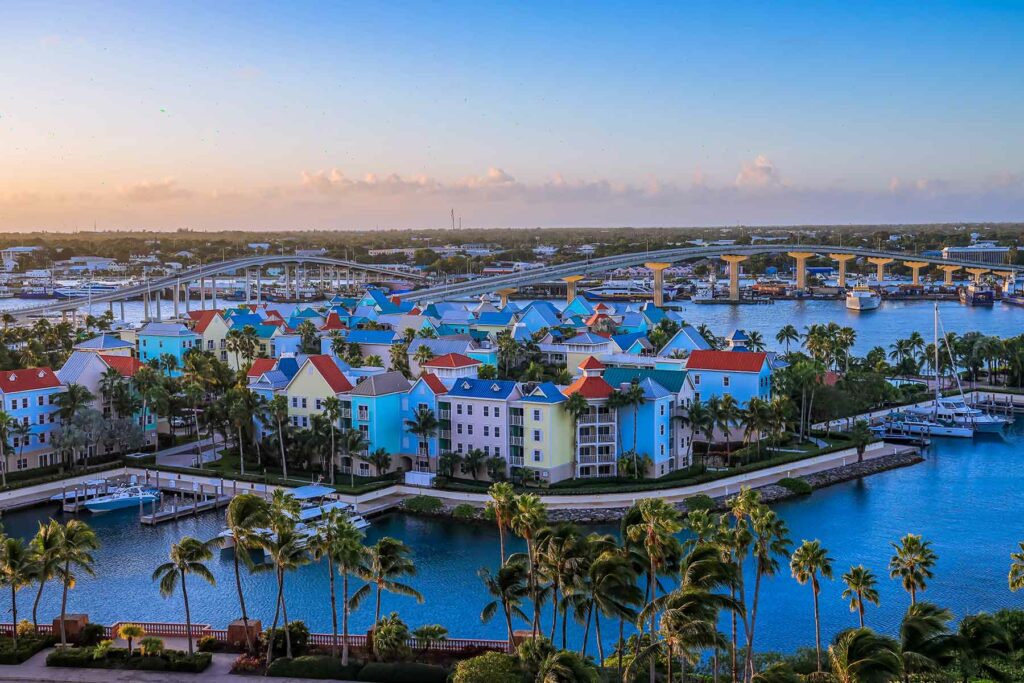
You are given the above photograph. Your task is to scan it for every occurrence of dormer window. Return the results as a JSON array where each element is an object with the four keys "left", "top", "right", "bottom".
[{"left": 491, "top": 384, "right": 500, "bottom": 392}]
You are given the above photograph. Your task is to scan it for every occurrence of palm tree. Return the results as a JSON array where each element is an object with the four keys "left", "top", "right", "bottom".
[
  {"left": 951, "top": 612, "right": 1011, "bottom": 683},
  {"left": 889, "top": 533, "right": 937, "bottom": 605},
  {"left": 267, "top": 394, "right": 290, "bottom": 479},
  {"left": 260, "top": 492, "right": 307, "bottom": 663},
  {"left": 152, "top": 536, "right": 218, "bottom": 655},
  {"left": 578, "top": 545, "right": 641, "bottom": 663},
  {"left": 55, "top": 519, "right": 99, "bottom": 647},
  {"left": 716, "top": 394, "right": 741, "bottom": 463},
  {"left": 842, "top": 565, "right": 881, "bottom": 628},
  {"left": 224, "top": 494, "right": 269, "bottom": 653},
  {"left": 685, "top": 400, "right": 713, "bottom": 472},
  {"left": 563, "top": 392, "right": 590, "bottom": 478},
  {"left": 322, "top": 396, "right": 342, "bottom": 485},
  {"left": 899, "top": 601, "right": 956, "bottom": 680},
  {"left": 486, "top": 482, "right": 517, "bottom": 565},
  {"left": 510, "top": 493, "right": 547, "bottom": 637},
  {"left": 827, "top": 628, "right": 902, "bottom": 683},
  {"left": 461, "top": 447, "right": 486, "bottom": 480},
  {"left": 309, "top": 510, "right": 365, "bottom": 659},
  {"left": 29, "top": 520, "right": 62, "bottom": 630},
  {"left": 790, "top": 539, "right": 834, "bottom": 673},
  {"left": 776, "top": 325, "right": 799, "bottom": 354},
  {"left": 367, "top": 447, "right": 391, "bottom": 477},
  {"left": 227, "top": 386, "right": 256, "bottom": 477},
  {"left": 537, "top": 523, "right": 586, "bottom": 647},
  {"left": 741, "top": 397, "right": 772, "bottom": 463},
  {"left": 412, "top": 345, "right": 435, "bottom": 372},
  {"left": 623, "top": 379, "right": 647, "bottom": 469},
  {"left": 850, "top": 420, "right": 873, "bottom": 463},
  {"left": 0, "top": 537, "right": 34, "bottom": 648},
  {"left": 744, "top": 506, "right": 791, "bottom": 680},
  {"left": 333, "top": 516, "right": 368, "bottom": 666},
  {"left": 133, "top": 365, "right": 160, "bottom": 452},
  {"left": 478, "top": 560, "right": 530, "bottom": 647},
  {"left": 342, "top": 428, "right": 368, "bottom": 486},
  {"left": 404, "top": 406, "right": 438, "bottom": 464},
  {"left": 0, "top": 410, "right": 13, "bottom": 487},
  {"left": 1009, "top": 541, "right": 1024, "bottom": 592},
  {"left": 353, "top": 537, "right": 423, "bottom": 627},
  {"left": 626, "top": 498, "right": 683, "bottom": 683}
]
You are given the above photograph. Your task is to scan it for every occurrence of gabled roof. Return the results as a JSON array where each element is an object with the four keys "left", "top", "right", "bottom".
[
  {"left": 686, "top": 350, "right": 768, "bottom": 373},
  {"left": 306, "top": 355, "right": 354, "bottom": 393},
  {"left": 634, "top": 377, "right": 672, "bottom": 399},
  {"left": 603, "top": 367, "right": 689, "bottom": 394},
  {"left": 423, "top": 353, "right": 480, "bottom": 369},
  {"left": 246, "top": 357, "right": 277, "bottom": 378},
  {"left": 579, "top": 356, "right": 605, "bottom": 370},
  {"left": 99, "top": 354, "right": 143, "bottom": 377},
  {"left": 565, "top": 332, "right": 610, "bottom": 345},
  {"left": 611, "top": 332, "right": 651, "bottom": 352},
  {"left": 74, "top": 334, "right": 133, "bottom": 351},
  {"left": 474, "top": 311, "right": 515, "bottom": 326},
  {"left": 728, "top": 329, "right": 750, "bottom": 341},
  {"left": 417, "top": 373, "right": 448, "bottom": 395},
  {"left": 561, "top": 375, "right": 614, "bottom": 400},
  {"left": 348, "top": 371, "right": 411, "bottom": 397},
  {"left": 139, "top": 322, "right": 196, "bottom": 337},
  {"left": 407, "top": 338, "right": 471, "bottom": 358},
  {"left": 520, "top": 381, "right": 565, "bottom": 404},
  {"left": 0, "top": 367, "right": 62, "bottom": 394},
  {"left": 320, "top": 311, "right": 347, "bottom": 331},
  {"left": 446, "top": 377, "right": 519, "bottom": 400},
  {"left": 186, "top": 310, "right": 222, "bottom": 334}
]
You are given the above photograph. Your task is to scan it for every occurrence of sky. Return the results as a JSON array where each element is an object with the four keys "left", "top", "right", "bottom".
[{"left": 1, "top": 1, "right": 1023, "bottom": 231}]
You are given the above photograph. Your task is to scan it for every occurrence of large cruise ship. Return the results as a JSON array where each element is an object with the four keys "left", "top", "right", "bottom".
[
  {"left": 54, "top": 282, "right": 121, "bottom": 299},
  {"left": 845, "top": 285, "right": 881, "bottom": 311}
]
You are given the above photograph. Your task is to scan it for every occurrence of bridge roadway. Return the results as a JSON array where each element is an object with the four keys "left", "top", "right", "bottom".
[
  {"left": 401, "top": 243, "right": 1024, "bottom": 303},
  {"left": 9, "top": 255, "right": 428, "bottom": 318}
]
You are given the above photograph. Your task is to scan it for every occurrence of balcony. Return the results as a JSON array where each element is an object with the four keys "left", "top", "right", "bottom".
[
  {"left": 438, "top": 409, "right": 451, "bottom": 419},
  {"left": 509, "top": 455, "right": 524, "bottom": 467},
  {"left": 578, "top": 413, "right": 614, "bottom": 425},
  {"left": 579, "top": 433, "right": 615, "bottom": 444},
  {"left": 439, "top": 429, "right": 451, "bottom": 439},
  {"left": 578, "top": 452, "right": 617, "bottom": 464},
  {"left": 340, "top": 408, "right": 352, "bottom": 418},
  {"left": 509, "top": 436, "right": 524, "bottom": 446},
  {"left": 509, "top": 415, "right": 523, "bottom": 426}
]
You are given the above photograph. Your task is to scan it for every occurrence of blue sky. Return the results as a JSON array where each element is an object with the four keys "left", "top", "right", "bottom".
[{"left": 1, "top": 1, "right": 1022, "bottom": 230}]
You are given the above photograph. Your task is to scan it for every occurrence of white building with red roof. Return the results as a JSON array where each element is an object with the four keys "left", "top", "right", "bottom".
[{"left": 420, "top": 353, "right": 480, "bottom": 383}]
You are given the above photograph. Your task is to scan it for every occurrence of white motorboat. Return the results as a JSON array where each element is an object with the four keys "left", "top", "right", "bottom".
[
  {"left": 877, "top": 412, "right": 974, "bottom": 438},
  {"left": 84, "top": 486, "right": 161, "bottom": 512},
  {"left": 845, "top": 285, "right": 881, "bottom": 311},
  {"left": 906, "top": 397, "right": 1008, "bottom": 433}
]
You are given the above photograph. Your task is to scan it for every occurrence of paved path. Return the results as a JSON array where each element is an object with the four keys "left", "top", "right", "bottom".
[
  {"left": 0, "top": 648, "right": 351, "bottom": 683},
  {"left": 155, "top": 437, "right": 222, "bottom": 468}
]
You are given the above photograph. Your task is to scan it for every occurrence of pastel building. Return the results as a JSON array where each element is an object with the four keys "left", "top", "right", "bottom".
[
  {"left": 613, "top": 377, "right": 675, "bottom": 477},
  {"left": 283, "top": 355, "right": 353, "bottom": 430},
  {"left": 186, "top": 310, "right": 232, "bottom": 366},
  {"left": 399, "top": 373, "right": 449, "bottom": 471},
  {"left": 561, "top": 357, "right": 618, "bottom": 478},
  {"left": 0, "top": 368, "right": 65, "bottom": 471},
  {"left": 439, "top": 378, "right": 522, "bottom": 471},
  {"left": 684, "top": 350, "right": 771, "bottom": 405},
  {"left": 346, "top": 372, "right": 412, "bottom": 472},
  {"left": 515, "top": 382, "right": 574, "bottom": 483},
  {"left": 137, "top": 322, "right": 200, "bottom": 376}
]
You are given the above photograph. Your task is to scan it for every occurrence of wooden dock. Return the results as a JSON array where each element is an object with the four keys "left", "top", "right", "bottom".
[{"left": 140, "top": 494, "right": 233, "bottom": 525}]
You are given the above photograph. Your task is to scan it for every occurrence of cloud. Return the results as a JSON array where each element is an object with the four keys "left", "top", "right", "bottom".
[
  {"left": 735, "top": 155, "right": 782, "bottom": 189},
  {"left": 118, "top": 178, "right": 193, "bottom": 202}
]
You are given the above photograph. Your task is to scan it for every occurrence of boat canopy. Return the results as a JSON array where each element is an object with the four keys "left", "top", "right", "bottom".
[{"left": 289, "top": 484, "right": 335, "bottom": 501}]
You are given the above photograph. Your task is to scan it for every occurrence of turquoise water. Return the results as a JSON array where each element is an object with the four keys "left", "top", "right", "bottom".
[{"left": 2, "top": 420, "right": 1022, "bottom": 653}]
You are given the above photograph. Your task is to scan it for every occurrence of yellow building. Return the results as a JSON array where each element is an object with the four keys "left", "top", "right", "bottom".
[
  {"left": 515, "top": 382, "right": 575, "bottom": 483},
  {"left": 282, "top": 355, "right": 354, "bottom": 429}
]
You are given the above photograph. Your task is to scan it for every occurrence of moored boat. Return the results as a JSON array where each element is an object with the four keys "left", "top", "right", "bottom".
[
  {"left": 960, "top": 283, "right": 994, "bottom": 306},
  {"left": 84, "top": 486, "right": 161, "bottom": 512},
  {"left": 845, "top": 285, "right": 881, "bottom": 311}
]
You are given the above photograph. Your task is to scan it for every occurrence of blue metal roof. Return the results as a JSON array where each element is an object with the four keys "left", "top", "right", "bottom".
[
  {"left": 346, "top": 329, "right": 397, "bottom": 345},
  {"left": 445, "top": 377, "right": 519, "bottom": 400},
  {"left": 75, "top": 334, "right": 132, "bottom": 350},
  {"left": 519, "top": 382, "right": 565, "bottom": 404}
]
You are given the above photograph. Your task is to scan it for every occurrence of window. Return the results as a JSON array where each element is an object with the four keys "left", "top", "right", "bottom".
[
  {"left": 457, "top": 424, "right": 463, "bottom": 434},
  {"left": 37, "top": 414, "right": 44, "bottom": 425},
  {"left": 533, "top": 429, "right": 542, "bottom": 441},
  {"left": 659, "top": 425, "right": 664, "bottom": 435},
  {"left": 21, "top": 398, "right": 28, "bottom": 408},
  {"left": 457, "top": 404, "right": 463, "bottom": 415},
  {"left": 315, "top": 399, "right": 322, "bottom": 410},
  {"left": 292, "top": 416, "right": 300, "bottom": 426},
  {"left": 37, "top": 396, "right": 44, "bottom": 406},
  {"left": 494, "top": 446, "right": 501, "bottom": 457},
  {"left": 659, "top": 404, "right": 665, "bottom": 416},
  {"left": 358, "top": 405, "right": 368, "bottom": 421},
  {"left": 694, "top": 392, "right": 700, "bottom": 403},
  {"left": 494, "top": 427, "right": 500, "bottom": 438},
  {"left": 301, "top": 398, "right": 308, "bottom": 408},
  {"left": 483, "top": 406, "right": 489, "bottom": 417},
  {"left": 467, "top": 404, "right": 473, "bottom": 415},
  {"left": 8, "top": 400, "right": 14, "bottom": 410},
  {"left": 483, "top": 426, "right": 489, "bottom": 436},
  {"left": 533, "top": 449, "right": 542, "bottom": 462},
  {"left": 38, "top": 433, "right": 45, "bottom": 444},
  {"left": 457, "top": 443, "right": 464, "bottom": 453},
  {"left": 660, "top": 444, "right": 665, "bottom": 455},
  {"left": 494, "top": 407, "right": 500, "bottom": 418},
  {"left": 532, "top": 409, "right": 541, "bottom": 421},
  {"left": 16, "top": 459, "right": 27, "bottom": 471},
  {"left": 483, "top": 446, "right": 489, "bottom": 455},
  {"left": 418, "top": 402, "right": 427, "bottom": 413},
  {"left": 301, "top": 417, "right": 308, "bottom": 427},
  {"left": 693, "top": 374, "right": 700, "bottom": 385},
  {"left": 467, "top": 425, "right": 473, "bottom": 435},
  {"left": 291, "top": 397, "right": 298, "bottom": 408},
  {"left": 722, "top": 376, "right": 730, "bottom": 388}
]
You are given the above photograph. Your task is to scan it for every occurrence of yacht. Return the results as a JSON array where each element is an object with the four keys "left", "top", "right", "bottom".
[
  {"left": 906, "top": 397, "right": 1008, "bottom": 433},
  {"left": 583, "top": 280, "right": 664, "bottom": 302},
  {"left": 84, "top": 486, "right": 161, "bottom": 512},
  {"left": 875, "top": 412, "right": 974, "bottom": 438},
  {"left": 691, "top": 272, "right": 718, "bottom": 304},
  {"left": 845, "top": 285, "right": 881, "bottom": 311},
  {"left": 54, "top": 282, "right": 120, "bottom": 299}
]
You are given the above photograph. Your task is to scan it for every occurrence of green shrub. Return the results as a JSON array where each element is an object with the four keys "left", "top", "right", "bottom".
[
  {"left": 372, "top": 613, "right": 410, "bottom": 662},
  {"left": 357, "top": 661, "right": 449, "bottom": 683},
  {"left": 403, "top": 495, "right": 443, "bottom": 514},
  {"left": 197, "top": 635, "right": 222, "bottom": 652},
  {"left": 684, "top": 493, "right": 716, "bottom": 512},
  {"left": 231, "top": 654, "right": 264, "bottom": 674},
  {"left": 452, "top": 503, "right": 476, "bottom": 519},
  {"left": 452, "top": 651, "right": 521, "bottom": 683},
  {"left": 778, "top": 477, "right": 813, "bottom": 496},
  {"left": 263, "top": 620, "right": 310, "bottom": 657},
  {"left": 45, "top": 646, "right": 210, "bottom": 672},
  {"left": 48, "top": 646, "right": 98, "bottom": 667},
  {"left": 266, "top": 655, "right": 363, "bottom": 679},
  {"left": 139, "top": 636, "right": 164, "bottom": 656},
  {"left": 0, "top": 636, "right": 56, "bottom": 664},
  {"left": 78, "top": 623, "right": 106, "bottom": 646}
]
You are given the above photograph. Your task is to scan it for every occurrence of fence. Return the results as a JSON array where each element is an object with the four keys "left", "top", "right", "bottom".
[{"left": 0, "top": 622, "right": 511, "bottom": 653}]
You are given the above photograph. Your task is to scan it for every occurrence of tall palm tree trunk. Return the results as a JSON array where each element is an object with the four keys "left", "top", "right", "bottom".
[
  {"left": 265, "top": 575, "right": 283, "bottom": 665},
  {"left": 32, "top": 579, "right": 46, "bottom": 630},
  {"left": 59, "top": 561, "right": 70, "bottom": 647},
  {"left": 181, "top": 571, "right": 194, "bottom": 655},
  {"left": 744, "top": 571, "right": 764, "bottom": 683},
  {"left": 342, "top": 572, "right": 351, "bottom": 666},
  {"left": 10, "top": 585, "right": 18, "bottom": 648},
  {"left": 497, "top": 524, "right": 506, "bottom": 566},
  {"left": 232, "top": 549, "right": 253, "bottom": 653},
  {"left": 580, "top": 602, "right": 593, "bottom": 657},
  {"left": 276, "top": 418, "right": 288, "bottom": 480},
  {"left": 812, "top": 584, "right": 822, "bottom": 673},
  {"left": 327, "top": 557, "right": 338, "bottom": 657},
  {"left": 281, "top": 571, "right": 292, "bottom": 659},
  {"left": 594, "top": 610, "right": 603, "bottom": 662}
]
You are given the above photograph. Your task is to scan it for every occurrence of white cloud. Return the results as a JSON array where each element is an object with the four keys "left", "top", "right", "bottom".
[
  {"left": 735, "top": 155, "right": 782, "bottom": 189},
  {"left": 118, "top": 179, "right": 193, "bottom": 203}
]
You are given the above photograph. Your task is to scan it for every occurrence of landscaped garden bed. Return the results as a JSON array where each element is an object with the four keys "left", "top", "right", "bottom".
[{"left": 46, "top": 643, "right": 212, "bottom": 673}]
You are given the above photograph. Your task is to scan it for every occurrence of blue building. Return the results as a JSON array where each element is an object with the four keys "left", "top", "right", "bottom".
[
  {"left": 0, "top": 368, "right": 65, "bottom": 470},
  {"left": 136, "top": 323, "right": 200, "bottom": 376},
  {"left": 346, "top": 372, "right": 412, "bottom": 472}
]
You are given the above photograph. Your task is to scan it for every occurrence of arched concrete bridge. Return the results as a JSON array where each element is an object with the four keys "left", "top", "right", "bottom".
[
  {"left": 403, "top": 244, "right": 1023, "bottom": 305},
  {"left": 10, "top": 255, "right": 428, "bottom": 318}
]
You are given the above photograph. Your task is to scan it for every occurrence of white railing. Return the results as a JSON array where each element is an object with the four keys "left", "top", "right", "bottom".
[
  {"left": 509, "top": 415, "right": 523, "bottom": 426},
  {"left": 579, "top": 413, "right": 614, "bottom": 424},
  {"left": 509, "top": 455, "right": 524, "bottom": 466},
  {"left": 509, "top": 436, "right": 524, "bottom": 446},
  {"left": 439, "top": 429, "right": 451, "bottom": 439},
  {"left": 438, "top": 409, "right": 451, "bottom": 419},
  {"left": 579, "top": 453, "right": 616, "bottom": 464}
]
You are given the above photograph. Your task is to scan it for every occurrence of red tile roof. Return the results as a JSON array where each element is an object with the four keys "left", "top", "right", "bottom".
[
  {"left": 423, "top": 352, "right": 480, "bottom": 369},
  {"left": 420, "top": 373, "right": 448, "bottom": 394},
  {"left": 246, "top": 358, "right": 276, "bottom": 378},
  {"left": 0, "top": 367, "right": 62, "bottom": 394},
  {"left": 578, "top": 356, "right": 605, "bottom": 371},
  {"left": 562, "top": 375, "right": 614, "bottom": 400},
  {"left": 585, "top": 312, "right": 611, "bottom": 327},
  {"left": 186, "top": 310, "right": 221, "bottom": 334},
  {"left": 307, "top": 355, "right": 353, "bottom": 393},
  {"left": 686, "top": 350, "right": 768, "bottom": 373},
  {"left": 99, "top": 355, "right": 143, "bottom": 377},
  {"left": 320, "top": 312, "right": 346, "bottom": 331}
]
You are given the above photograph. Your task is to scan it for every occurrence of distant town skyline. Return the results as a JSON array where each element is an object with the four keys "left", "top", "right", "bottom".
[{"left": 2, "top": 1, "right": 1023, "bottom": 231}]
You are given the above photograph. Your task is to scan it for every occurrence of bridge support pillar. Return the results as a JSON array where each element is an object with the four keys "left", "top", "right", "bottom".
[
  {"left": 992, "top": 270, "right": 1015, "bottom": 294},
  {"left": 211, "top": 276, "right": 218, "bottom": 310},
  {"left": 245, "top": 270, "right": 251, "bottom": 304},
  {"left": 497, "top": 288, "right": 517, "bottom": 308},
  {"left": 142, "top": 292, "right": 150, "bottom": 322},
  {"left": 155, "top": 290, "right": 162, "bottom": 321},
  {"left": 257, "top": 270, "right": 262, "bottom": 305},
  {"left": 644, "top": 262, "right": 671, "bottom": 307},
  {"left": 903, "top": 261, "right": 929, "bottom": 286},
  {"left": 938, "top": 265, "right": 960, "bottom": 286},
  {"left": 199, "top": 278, "right": 205, "bottom": 308},
  {"left": 828, "top": 254, "right": 856, "bottom": 288},
  {"left": 719, "top": 256, "right": 748, "bottom": 301},
  {"left": 120, "top": 300, "right": 126, "bottom": 321},
  {"left": 867, "top": 257, "right": 894, "bottom": 284},
  {"left": 563, "top": 275, "right": 585, "bottom": 304},
  {"left": 966, "top": 267, "right": 990, "bottom": 284},
  {"left": 787, "top": 252, "right": 815, "bottom": 290},
  {"left": 173, "top": 281, "right": 180, "bottom": 318}
]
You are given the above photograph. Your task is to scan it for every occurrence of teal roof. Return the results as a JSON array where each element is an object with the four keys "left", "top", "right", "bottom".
[{"left": 602, "top": 367, "right": 688, "bottom": 394}]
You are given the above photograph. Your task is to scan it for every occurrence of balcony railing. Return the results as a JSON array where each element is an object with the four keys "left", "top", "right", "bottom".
[
  {"left": 579, "top": 413, "right": 614, "bottom": 425},
  {"left": 509, "top": 436, "right": 524, "bottom": 446},
  {"left": 438, "top": 409, "right": 451, "bottom": 419},
  {"left": 509, "top": 455, "right": 524, "bottom": 467},
  {"left": 340, "top": 408, "right": 352, "bottom": 418},
  {"left": 509, "top": 415, "right": 523, "bottom": 426},
  {"left": 579, "top": 433, "right": 615, "bottom": 444},
  {"left": 439, "top": 429, "right": 451, "bottom": 439},
  {"left": 578, "top": 453, "right": 617, "bottom": 464}
]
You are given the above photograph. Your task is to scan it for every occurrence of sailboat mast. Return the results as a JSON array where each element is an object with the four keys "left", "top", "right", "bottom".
[{"left": 934, "top": 301, "right": 940, "bottom": 403}]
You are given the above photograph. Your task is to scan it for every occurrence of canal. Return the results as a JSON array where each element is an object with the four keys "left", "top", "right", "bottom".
[{"left": 1, "top": 419, "right": 1021, "bottom": 655}]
